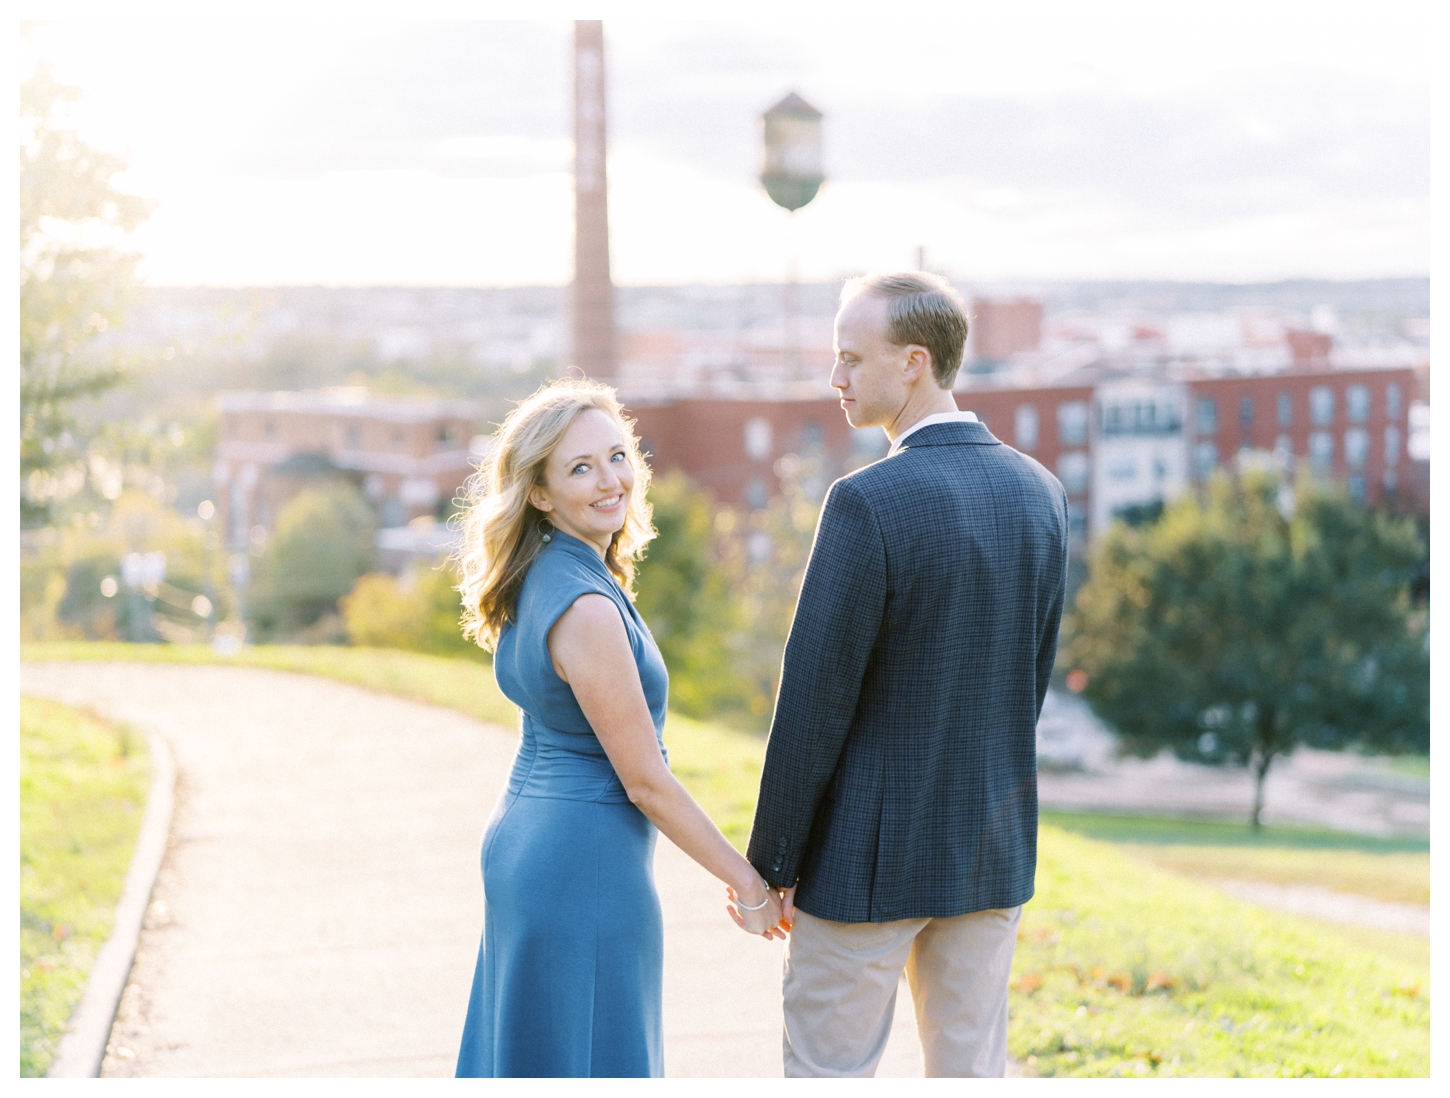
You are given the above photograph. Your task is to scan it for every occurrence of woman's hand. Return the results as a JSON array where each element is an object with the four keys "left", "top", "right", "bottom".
[{"left": 725, "top": 883, "right": 789, "bottom": 940}]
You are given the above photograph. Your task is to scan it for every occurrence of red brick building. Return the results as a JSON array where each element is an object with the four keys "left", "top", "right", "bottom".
[
  {"left": 627, "top": 365, "right": 1420, "bottom": 538},
  {"left": 214, "top": 389, "right": 480, "bottom": 550}
]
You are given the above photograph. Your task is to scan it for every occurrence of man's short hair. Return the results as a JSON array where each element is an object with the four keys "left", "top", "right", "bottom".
[{"left": 841, "top": 272, "right": 970, "bottom": 389}]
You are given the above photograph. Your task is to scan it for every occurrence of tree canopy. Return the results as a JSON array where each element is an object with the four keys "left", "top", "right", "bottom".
[
  {"left": 1065, "top": 473, "right": 1428, "bottom": 827},
  {"left": 248, "top": 483, "right": 378, "bottom": 638},
  {"left": 20, "top": 61, "right": 154, "bottom": 525}
]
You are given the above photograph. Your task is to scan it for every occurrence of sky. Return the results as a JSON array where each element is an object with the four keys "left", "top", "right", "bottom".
[{"left": 21, "top": 3, "right": 1434, "bottom": 287}]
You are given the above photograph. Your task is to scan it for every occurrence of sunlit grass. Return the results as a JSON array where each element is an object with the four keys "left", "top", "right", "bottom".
[
  {"left": 1040, "top": 809, "right": 1427, "bottom": 853},
  {"left": 21, "top": 642, "right": 1430, "bottom": 1076},
  {"left": 19, "top": 697, "right": 151, "bottom": 1078},
  {"left": 1118, "top": 846, "right": 1428, "bottom": 906},
  {"left": 1010, "top": 827, "right": 1428, "bottom": 1077},
  {"left": 1042, "top": 809, "right": 1429, "bottom": 906}
]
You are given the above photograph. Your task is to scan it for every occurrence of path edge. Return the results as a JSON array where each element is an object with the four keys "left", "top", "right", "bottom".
[{"left": 47, "top": 730, "right": 176, "bottom": 1078}]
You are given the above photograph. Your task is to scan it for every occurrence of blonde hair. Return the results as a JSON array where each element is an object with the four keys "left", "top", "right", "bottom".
[
  {"left": 456, "top": 378, "right": 655, "bottom": 651},
  {"left": 841, "top": 271, "right": 970, "bottom": 388}
]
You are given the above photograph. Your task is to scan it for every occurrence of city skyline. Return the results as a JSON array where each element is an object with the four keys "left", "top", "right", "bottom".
[{"left": 23, "top": 6, "right": 1433, "bottom": 287}]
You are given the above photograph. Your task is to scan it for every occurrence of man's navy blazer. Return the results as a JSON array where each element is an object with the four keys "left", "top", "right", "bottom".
[{"left": 747, "top": 419, "right": 1069, "bottom": 923}]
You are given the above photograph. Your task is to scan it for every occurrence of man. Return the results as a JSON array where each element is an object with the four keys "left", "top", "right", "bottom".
[{"left": 746, "top": 272, "right": 1069, "bottom": 1078}]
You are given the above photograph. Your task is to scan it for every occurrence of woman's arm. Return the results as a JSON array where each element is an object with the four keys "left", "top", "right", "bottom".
[{"left": 549, "top": 594, "right": 786, "bottom": 938}]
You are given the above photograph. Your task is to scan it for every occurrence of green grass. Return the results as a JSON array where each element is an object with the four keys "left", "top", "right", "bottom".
[
  {"left": 21, "top": 642, "right": 1430, "bottom": 1076},
  {"left": 1383, "top": 756, "right": 1430, "bottom": 780},
  {"left": 1009, "top": 827, "right": 1428, "bottom": 1077},
  {"left": 19, "top": 697, "right": 152, "bottom": 1078},
  {"left": 1041, "top": 809, "right": 1430, "bottom": 907},
  {"left": 1119, "top": 846, "right": 1429, "bottom": 906},
  {"left": 662, "top": 713, "right": 767, "bottom": 850},
  {"left": 1041, "top": 809, "right": 1428, "bottom": 853}
]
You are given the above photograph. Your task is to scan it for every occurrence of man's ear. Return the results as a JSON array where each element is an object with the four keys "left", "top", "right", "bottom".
[{"left": 902, "top": 345, "right": 933, "bottom": 385}]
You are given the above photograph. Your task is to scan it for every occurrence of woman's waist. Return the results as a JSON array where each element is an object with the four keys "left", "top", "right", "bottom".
[{"left": 509, "top": 733, "right": 632, "bottom": 803}]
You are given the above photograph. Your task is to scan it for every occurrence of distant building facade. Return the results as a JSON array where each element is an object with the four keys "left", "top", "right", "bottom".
[
  {"left": 214, "top": 388, "right": 480, "bottom": 551},
  {"left": 629, "top": 364, "right": 1420, "bottom": 545}
]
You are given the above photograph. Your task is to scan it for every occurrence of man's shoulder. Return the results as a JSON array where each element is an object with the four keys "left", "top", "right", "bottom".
[{"left": 834, "top": 435, "right": 1064, "bottom": 503}]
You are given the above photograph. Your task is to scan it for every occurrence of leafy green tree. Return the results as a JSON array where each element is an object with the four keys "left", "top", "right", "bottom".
[
  {"left": 20, "top": 60, "right": 154, "bottom": 525},
  {"left": 1065, "top": 473, "right": 1429, "bottom": 828},
  {"left": 248, "top": 484, "right": 377, "bottom": 638},
  {"left": 634, "top": 471, "right": 750, "bottom": 717}
]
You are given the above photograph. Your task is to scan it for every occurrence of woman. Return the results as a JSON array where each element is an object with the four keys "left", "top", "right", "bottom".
[{"left": 453, "top": 379, "right": 786, "bottom": 1078}]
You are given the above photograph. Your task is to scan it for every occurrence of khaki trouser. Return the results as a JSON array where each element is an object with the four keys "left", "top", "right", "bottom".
[{"left": 781, "top": 905, "right": 1022, "bottom": 1078}]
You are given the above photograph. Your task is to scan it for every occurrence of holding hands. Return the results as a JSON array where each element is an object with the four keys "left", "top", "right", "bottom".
[{"left": 726, "top": 879, "right": 792, "bottom": 940}]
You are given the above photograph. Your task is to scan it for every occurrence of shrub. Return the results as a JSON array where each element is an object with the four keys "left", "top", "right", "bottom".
[{"left": 341, "top": 561, "right": 484, "bottom": 660}]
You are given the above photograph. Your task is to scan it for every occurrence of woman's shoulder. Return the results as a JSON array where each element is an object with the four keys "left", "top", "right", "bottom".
[{"left": 516, "top": 541, "right": 619, "bottom": 623}]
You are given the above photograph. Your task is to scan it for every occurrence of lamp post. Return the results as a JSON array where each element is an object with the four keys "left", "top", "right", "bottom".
[{"left": 761, "top": 92, "right": 824, "bottom": 381}]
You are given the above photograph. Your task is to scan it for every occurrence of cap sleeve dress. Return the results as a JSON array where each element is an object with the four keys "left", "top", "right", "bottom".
[{"left": 455, "top": 529, "right": 670, "bottom": 1078}]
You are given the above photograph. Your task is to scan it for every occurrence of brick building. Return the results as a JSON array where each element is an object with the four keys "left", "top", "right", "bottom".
[
  {"left": 214, "top": 388, "right": 480, "bottom": 551},
  {"left": 628, "top": 365, "right": 1420, "bottom": 543}
]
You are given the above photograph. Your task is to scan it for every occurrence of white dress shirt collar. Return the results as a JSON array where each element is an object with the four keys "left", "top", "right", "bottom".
[{"left": 887, "top": 410, "right": 979, "bottom": 456}]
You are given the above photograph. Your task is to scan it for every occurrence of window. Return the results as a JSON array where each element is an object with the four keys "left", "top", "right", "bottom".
[
  {"left": 1056, "top": 451, "right": 1089, "bottom": 495},
  {"left": 1068, "top": 502, "right": 1086, "bottom": 541},
  {"left": 744, "top": 417, "right": 773, "bottom": 461},
  {"left": 1239, "top": 395, "right": 1254, "bottom": 430},
  {"left": 1108, "top": 456, "right": 1138, "bottom": 482},
  {"left": 1346, "top": 385, "right": 1370, "bottom": 424},
  {"left": 1195, "top": 398, "right": 1218, "bottom": 435},
  {"left": 1386, "top": 382, "right": 1402, "bottom": 420},
  {"left": 1310, "top": 386, "right": 1335, "bottom": 426},
  {"left": 1277, "top": 391, "right": 1293, "bottom": 428},
  {"left": 345, "top": 426, "right": 361, "bottom": 449},
  {"left": 1348, "top": 477, "right": 1366, "bottom": 503},
  {"left": 801, "top": 421, "right": 824, "bottom": 449},
  {"left": 1194, "top": 441, "right": 1219, "bottom": 478},
  {"left": 1057, "top": 401, "right": 1088, "bottom": 446},
  {"left": 1344, "top": 427, "right": 1369, "bottom": 469},
  {"left": 744, "top": 477, "right": 769, "bottom": 510},
  {"left": 1308, "top": 431, "right": 1334, "bottom": 472},
  {"left": 1014, "top": 404, "right": 1039, "bottom": 451},
  {"left": 263, "top": 418, "right": 277, "bottom": 441},
  {"left": 1384, "top": 426, "right": 1402, "bottom": 467}
]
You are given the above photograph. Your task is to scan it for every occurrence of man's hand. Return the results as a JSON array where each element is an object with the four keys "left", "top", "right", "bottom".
[{"left": 779, "top": 886, "right": 796, "bottom": 930}]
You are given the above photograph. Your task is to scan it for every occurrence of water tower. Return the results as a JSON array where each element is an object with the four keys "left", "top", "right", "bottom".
[{"left": 760, "top": 92, "right": 824, "bottom": 381}]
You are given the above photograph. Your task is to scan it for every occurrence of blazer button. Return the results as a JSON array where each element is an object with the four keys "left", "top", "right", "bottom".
[{"left": 778, "top": 838, "right": 788, "bottom": 849}]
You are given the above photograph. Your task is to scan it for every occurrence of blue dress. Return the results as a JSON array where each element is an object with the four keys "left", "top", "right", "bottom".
[{"left": 456, "top": 529, "right": 670, "bottom": 1078}]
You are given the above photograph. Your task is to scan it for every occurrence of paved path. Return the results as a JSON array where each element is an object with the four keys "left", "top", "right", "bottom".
[{"left": 21, "top": 662, "right": 925, "bottom": 1078}]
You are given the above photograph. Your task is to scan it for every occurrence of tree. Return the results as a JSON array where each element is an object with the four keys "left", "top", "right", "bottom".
[
  {"left": 634, "top": 471, "right": 749, "bottom": 717},
  {"left": 20, "top": 60, "right": 154, "bottom": 525},
  {"left": 248, "top": 484, "right": 377, "bottom": 638},
  {"left": 1065, "top": 472, "right": 1429, "bottom": 828}
]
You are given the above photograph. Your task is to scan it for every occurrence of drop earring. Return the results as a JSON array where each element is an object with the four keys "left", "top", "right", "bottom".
[{"left": 538, "top": 518, "right": 553, "bottom": 543}]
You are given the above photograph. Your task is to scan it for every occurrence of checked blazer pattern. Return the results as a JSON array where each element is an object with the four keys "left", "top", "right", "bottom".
[{"left": 747, "top": 420, "right": 1069, "bottom": 923}]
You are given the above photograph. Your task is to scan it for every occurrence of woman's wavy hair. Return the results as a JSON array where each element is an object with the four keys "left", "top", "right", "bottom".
[{"left": 456, "top": 378, "right": 655, "bottom": 651}]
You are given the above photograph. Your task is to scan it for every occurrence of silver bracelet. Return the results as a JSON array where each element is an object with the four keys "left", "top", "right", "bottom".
[{"left": 735, "top": 881, "right": 773, "bottom": 911}]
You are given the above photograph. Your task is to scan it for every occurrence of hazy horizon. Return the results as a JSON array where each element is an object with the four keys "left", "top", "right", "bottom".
[{"left": 25, "top": 9, "right": 1432, "bottom": 287}]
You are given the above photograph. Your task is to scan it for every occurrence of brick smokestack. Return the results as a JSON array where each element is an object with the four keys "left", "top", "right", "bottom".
[{"left": 572, "top": 20, "right": 616, "bottom": 381}]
